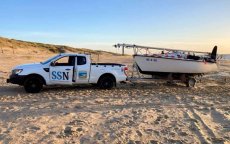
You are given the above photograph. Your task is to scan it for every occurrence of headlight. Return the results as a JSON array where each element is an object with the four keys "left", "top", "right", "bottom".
[{"left": 12, "top": 69, "right": 23, "bottom": 75}]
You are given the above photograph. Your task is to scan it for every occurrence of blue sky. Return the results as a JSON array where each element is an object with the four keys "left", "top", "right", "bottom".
[{"left": 0, "top": 0, "right": 229, "bottom": 54}]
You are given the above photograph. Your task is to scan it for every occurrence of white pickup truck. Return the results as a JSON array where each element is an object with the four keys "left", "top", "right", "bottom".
[{"left": 7, "top": 53, "right": 128, "bottom": 93}]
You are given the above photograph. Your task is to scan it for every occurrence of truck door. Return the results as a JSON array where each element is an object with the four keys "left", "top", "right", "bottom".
[
  {"left": 74, "top": 56, "right": 90, "bottom": 83},
  {"left": 49, "top": 56, "right": 75, "bottom": 85}
]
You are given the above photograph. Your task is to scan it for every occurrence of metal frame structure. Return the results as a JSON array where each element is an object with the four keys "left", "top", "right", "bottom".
[{"left": 114, "top": 43, "right": 210, "bottom": 56}]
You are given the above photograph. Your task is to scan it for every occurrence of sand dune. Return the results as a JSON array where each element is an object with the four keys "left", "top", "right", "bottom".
[{"left": 0, "top": 36, "right": 121, "bottom": 59}]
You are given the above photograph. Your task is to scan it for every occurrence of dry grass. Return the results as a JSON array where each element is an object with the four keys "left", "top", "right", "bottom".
[{"left": 0, "top": 36, "right": 121, "bottom": 55}]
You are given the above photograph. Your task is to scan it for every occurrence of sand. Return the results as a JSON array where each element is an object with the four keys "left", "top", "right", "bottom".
[{"left": 0, "top": 53, "right": 229, "bottom": 144}]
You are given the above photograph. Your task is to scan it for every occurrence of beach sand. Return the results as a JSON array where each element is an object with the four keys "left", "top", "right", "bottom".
[{"left": 0, "top": 53, "right": 229, "bottom": 144}]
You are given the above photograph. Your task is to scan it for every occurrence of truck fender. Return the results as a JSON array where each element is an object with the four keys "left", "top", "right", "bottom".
[
  {"left": 24, "top": 74, "right": 47, "bottom": 85},
  {"left": 97, "top": 73, "right": 116, "bottom": 85}
]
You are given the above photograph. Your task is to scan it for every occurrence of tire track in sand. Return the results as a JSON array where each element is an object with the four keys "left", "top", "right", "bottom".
[
  {"left": 198, "top": 108, "right": 230, "bottom": 143},
  {"left": 185, "top": 108, "right": 217, "bottom": 144}
]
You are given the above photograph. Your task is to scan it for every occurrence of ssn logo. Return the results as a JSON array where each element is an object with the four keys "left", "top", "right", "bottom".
[{"left": 52, "top": 71, "right": 69, "bottom": 80}]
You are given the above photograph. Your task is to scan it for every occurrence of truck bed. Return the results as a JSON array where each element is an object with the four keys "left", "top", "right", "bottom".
[{"left": 91, "top": 63, "right": 125, "bottom": 66}]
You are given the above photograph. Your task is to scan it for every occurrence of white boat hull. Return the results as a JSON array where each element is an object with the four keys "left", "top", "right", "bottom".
[{"left": 134, "top": 56, "right": 218, "bottom": 74}]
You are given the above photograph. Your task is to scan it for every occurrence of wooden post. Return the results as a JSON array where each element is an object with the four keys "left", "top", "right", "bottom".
[
  {"left": 97, "top": 53, "right": 100, "bottom": 62},
  {"left": 0, "top": 47, "right": 3, "bottom": 53},
  {"left": 122, "top": 45, "right": 125, "bottom": 56},
  {"left": 12, "top": 45, "right": 15, "bottom": 54}
]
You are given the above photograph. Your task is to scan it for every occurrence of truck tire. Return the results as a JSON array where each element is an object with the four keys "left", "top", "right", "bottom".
[
  {"left": 98, "top": 76, "right": 115, "bottom": 89},
  {"left": 24, "top": 76, "right": 43, "bottom": 93}
]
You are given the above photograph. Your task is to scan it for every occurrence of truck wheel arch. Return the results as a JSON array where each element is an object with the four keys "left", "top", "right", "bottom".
[
  {"left": 97, "top": 73, "right": 117, "bottom": 89},
  {"left": 98, "top": 73, "right": 116, "bottom": 84},
  {"left": 25, "top": 74, "right": 46, "bottom": 85}
]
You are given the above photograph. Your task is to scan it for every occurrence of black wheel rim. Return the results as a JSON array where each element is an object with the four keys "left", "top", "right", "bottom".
[
  {"left": 102, "top": 79, "right": 113, "bottom": 88},
  {"left": 25, "top": 78, "right": 42, "bottom": 92},
  {"left": 28, "top": 80, "right": 38, "bottom": 89}
]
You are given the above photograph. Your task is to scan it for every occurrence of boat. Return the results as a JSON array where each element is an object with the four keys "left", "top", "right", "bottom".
[
  {"left": 114, "top": 43, "right": 219, "bottom": 87},
  {"left": 134, "top": 49, "right": 218, "bottom": 75}
]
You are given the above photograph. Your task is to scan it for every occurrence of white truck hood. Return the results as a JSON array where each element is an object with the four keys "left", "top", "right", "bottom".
[{"left": 13, "top": 63, "right": 42, "bottom": 70}]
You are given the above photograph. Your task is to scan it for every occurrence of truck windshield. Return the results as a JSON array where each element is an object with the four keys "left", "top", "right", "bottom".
[{"left": 41, "top": 54, "right": 60, "bottom": 65}]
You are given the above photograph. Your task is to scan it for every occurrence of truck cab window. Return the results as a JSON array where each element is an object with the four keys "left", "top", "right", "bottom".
[
  {"left": 77, "top": 56, "right": 86, "bottom": 65},
  {"left": 53, "top": 56, "right": 75, "bottom": 66}
]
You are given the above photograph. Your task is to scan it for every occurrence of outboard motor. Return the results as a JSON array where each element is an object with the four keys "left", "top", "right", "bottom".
[{"left": 211, "top": 46, "right": 217, "bottom": 61}]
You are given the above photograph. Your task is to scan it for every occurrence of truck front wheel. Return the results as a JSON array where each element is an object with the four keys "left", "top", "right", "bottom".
[
  {"left": 24, "top": 76, "right": 43, "bottom": 93},
  {"left": 98, "top": 76, "right": 115, "bottom": 89}
]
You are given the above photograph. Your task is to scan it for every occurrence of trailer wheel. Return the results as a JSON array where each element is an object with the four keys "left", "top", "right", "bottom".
[
  {"left": 24, "top": 76, "right": 43, "bottom": 93},
  {"left": 98, "top": 76, "right": 115, "bottom": 89},
  {"left": 186, "top": 78, "right": 196, "bottom": 87}
]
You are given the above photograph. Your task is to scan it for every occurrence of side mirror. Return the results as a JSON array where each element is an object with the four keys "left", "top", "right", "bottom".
[{"left": 50, "top": 62, "right": 55, "bottom": 66}]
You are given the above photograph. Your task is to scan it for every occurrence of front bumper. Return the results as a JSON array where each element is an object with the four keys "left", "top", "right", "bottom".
[{"left": 7, "top": 74, "right": 26, "bottom": 85}]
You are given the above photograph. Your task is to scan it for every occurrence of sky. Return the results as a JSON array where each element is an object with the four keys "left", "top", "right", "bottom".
[{"left": 0, "top": 0, "right": 229, "bottom": 54}]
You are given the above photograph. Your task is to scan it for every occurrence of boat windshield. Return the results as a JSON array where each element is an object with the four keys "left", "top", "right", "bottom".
[{"left": 40, "top": 54, "right": 60, "bottom": 65}]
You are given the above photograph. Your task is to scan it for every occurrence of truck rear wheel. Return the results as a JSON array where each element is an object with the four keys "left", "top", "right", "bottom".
[
  {"left": 98, "top": 76, "right": 115, "bottom": 89},
  {"left": 24, "top": 76, "right": 43, "bottom": 93}
]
